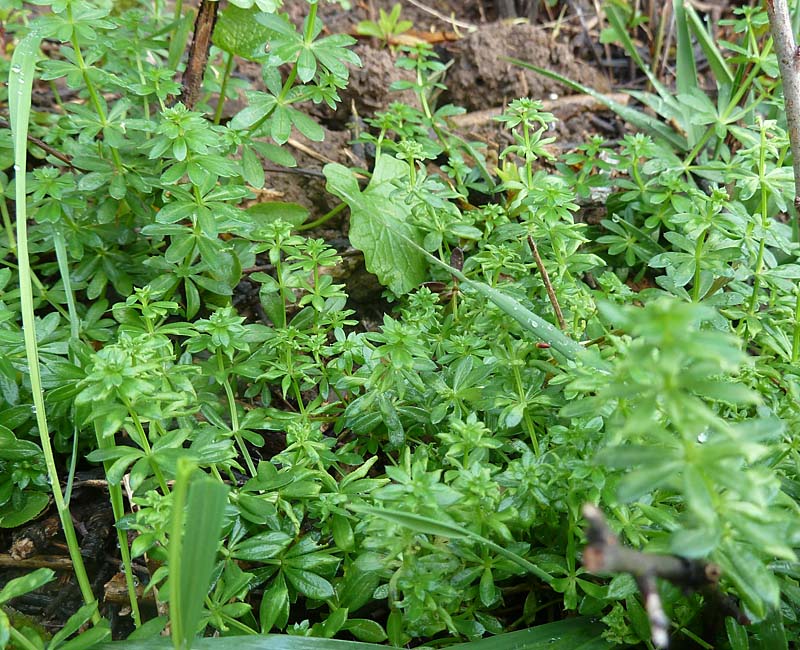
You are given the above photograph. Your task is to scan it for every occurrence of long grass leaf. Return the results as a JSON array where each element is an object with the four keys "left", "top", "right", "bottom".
[
  {"left": 349, "top": 505, "right": 553, "bottom": 585},
  {"left": 503, "top": 57, "right": 687, "bottom": 150},
  {"left": 170, "top": 461, "right": 229, "bottom": 650},
  {"left": 673, "top": 0, "right": 702, "bottom": 145},
  {"left": 452, "top": 618, "right": 613, "bottom": 650},
  {"left": 97, "top": 618, "right": 611, "bottom": 650},
  {"left": 673, "top": 0, "right": 699, "bottom": 96},
  {"left": 421, "top": 240, "right": 585, "bottom": 359},
  {"left": 684, "top": 4, "right": 733, "bottom": 89},
  {"left": 9, "top": 31, "right": 100, "bottom": 622},
  {"left": 604, "top": 3, "right": 672, "bottom": 102}
]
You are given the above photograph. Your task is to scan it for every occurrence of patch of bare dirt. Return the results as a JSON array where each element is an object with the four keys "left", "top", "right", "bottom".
[{"left": 443, "top": 21, "right": 610, "bottom": 111}]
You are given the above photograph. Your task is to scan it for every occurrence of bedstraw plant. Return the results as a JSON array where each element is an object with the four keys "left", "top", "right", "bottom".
[{"left": 3, "top": 1, "right": 800, "bottom": 650}]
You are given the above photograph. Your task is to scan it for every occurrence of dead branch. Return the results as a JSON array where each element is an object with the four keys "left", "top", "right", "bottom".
[
  {"left": 180, "top": 0, "right": 219, "bottom": 111},
  {"left": 765, "top": 0, "right": 800, "bottom": 211},
  {"left": 581, "top": 504, "right": 748, "bottom": 649}
]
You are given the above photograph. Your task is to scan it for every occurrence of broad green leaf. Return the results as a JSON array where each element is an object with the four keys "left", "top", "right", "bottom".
[
  {"left": 0, "top": 491, "right": 50, "bottom": 528},
  {"left": 241, "top": 145, "right": 266, "bottom": 188},
  {"left": 247, "top": 202, "right": 308, "bottom": 228},
  {"left": 343, "top": 619, "right": 387, "bottom": 643},
  {"left": 260, "top": 575, "right": 289, "bottom": 633},
  {"left": 324, "top": 156, "right": 426, "bottom": 295},
  {"left": 213, "top": 5, "right": 269, "bottom": 60},
  {"left": 283, "top": 567, "right": 335, "bottom": 600}
]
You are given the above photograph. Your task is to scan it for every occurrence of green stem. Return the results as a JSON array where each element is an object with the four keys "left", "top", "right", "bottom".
[
  {"left": 53, "top": 229, "right": 80, "bottom": 340},
  {"left": 1, "top": 195, "right": 16, "bottom": 252},
  {"left": 682, "top": 58, "right": 767, "bottom": 169},
  {"left": 125, "top": 403, "right": 171, "bottom": 495},
  {"left": 296, "top": 202, "right": 347, "bottom": 231},
  {"left": 213, "top": 52, "right": 235, "bottom": 125},
  {"left": 508, "top": 339, "right": 539, "bottom": 456},
  {"left": 217, "top": 351, "right": 257, "bottom": 477},
  {"left": 691, "top": 229, "right": 707, "bottom": 302},
  {"left": 66, "top": 4, "right": 124, "bottom": 172},
  {"left": 792, "top": 290, "right": 800, "bottom": 362},
  {"left": 748, "top": 120, "right": 770, "bottom": 315},
  {"left": 96, "top": 426, "right": 143, "bottom": 627}
]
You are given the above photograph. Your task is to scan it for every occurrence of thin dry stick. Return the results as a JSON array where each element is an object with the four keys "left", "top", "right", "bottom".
[
  {"left": 180, "top": 0, "right": 219, "bottom": 110},
  {"left": 766, "top": 0, "right": 800, "bottom": 212},
  {"left": 0, "top": 117, "right": 77, "bottom": 169},
  {"left": 527, "top": 235, "right": 567, "bottom": 331},
  {"left": 582, "top": 504, "right": 725, "bottom": 650},
  {"left": 404, "top": 0, "right": 477, "bottom": 31}
]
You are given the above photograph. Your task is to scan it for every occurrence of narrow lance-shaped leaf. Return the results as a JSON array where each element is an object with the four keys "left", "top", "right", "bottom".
[{"left": 349, "top": 504, "right": 553, "bottom": 585}]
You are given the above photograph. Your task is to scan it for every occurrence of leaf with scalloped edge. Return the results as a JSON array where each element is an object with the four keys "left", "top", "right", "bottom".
[{"left": 324, "top": 155, "right": 425, "bottom": 295}]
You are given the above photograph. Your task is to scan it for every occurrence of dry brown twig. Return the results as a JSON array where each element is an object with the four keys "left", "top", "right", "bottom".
[
  {"left": 766, "top": 0, "right": 800, "bottom": 211},
  {"left": 581, "top": 504, "right": 748, "bottom": 649},
  {"left": 180, "top": 0, "right": 219, "bottom": 110}
]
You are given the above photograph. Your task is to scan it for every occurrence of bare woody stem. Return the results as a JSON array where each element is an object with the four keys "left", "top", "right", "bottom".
[
  {"left": 180, "top": 0, "right": 219, "bottom": 110},
  {"left": 766, "top": 0, "right": 800, "bottom": 212},
  {"left": 527, "top": 235, "right": 567, "bottom": 331},
  {"left": 581, "top": 504, "right": 750, "bottom": 649}
]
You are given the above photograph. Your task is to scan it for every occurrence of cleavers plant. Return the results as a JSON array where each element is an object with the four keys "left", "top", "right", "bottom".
[{"left": 2, "top": 1, "right": 800, "bottom": 650}]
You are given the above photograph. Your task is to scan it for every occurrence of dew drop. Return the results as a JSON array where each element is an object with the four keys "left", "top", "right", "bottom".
[
  {"left": 697, "top": 430, "right": 709, "bottom": 443},
  {"left": 10, "top": 63, "right": 22, "bottom": 74}
]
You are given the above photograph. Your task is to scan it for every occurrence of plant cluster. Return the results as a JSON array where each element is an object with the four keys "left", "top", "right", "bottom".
[{"left": 2, "top": 1, "right": 800, "bottom": 650}]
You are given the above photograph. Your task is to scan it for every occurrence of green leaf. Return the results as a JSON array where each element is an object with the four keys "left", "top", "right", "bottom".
[
  {"left": 213, "top": 5, "right": 269, "bottom": 60},
  {"left": 350, "top": 504, "right": 552, "bottom": 584},
  {"left": 684, "top": 4, "right": 733, "bottom": 89},
  {"left": 324, "top": 156, "right": 426, "bottom": 295},
  {"left": 343, "top": 619, "right": 387, "bottom": 643},
  {"left": 450, "top": 617, "right": 612, "bottom": 650},
  {"left": 283, "top": 567, "right": 335, "bottom": 600},
  {"left": 682, "top": 464, "right": 716, "bottom": 526},
  {"left": 0, "top": 491, "right": 50, "bottom": 528},
  {"left": 0, "top": 609, "right": 8, "bottom": 650},
  {"left": 260, "top": 574, "right": 290, "bottom": 633},
  {"left": 49, "top": 602, "right": 102, "bottom": 650},
  {"left": 56, "top": 622, "right": 112, "bottom": 650},
  {"left": 247, "top": 202, "right": 308, "bottom": 228},
  {"left": 0, "top": 568, "right": 55, "bottom": 605},
  {"left": 241, "top": 145, "right": 266, "bottom": 189},
  {"left": 169, "top": 461, "right": 229, "bottom": 650}
]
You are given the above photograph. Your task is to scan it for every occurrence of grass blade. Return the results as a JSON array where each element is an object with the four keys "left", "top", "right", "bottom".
[
  {"left": 673, "top": 0, "right": 698, "bottom": 95},
  {"left": 9, "top": 31, "right": 100, "bottom": 622},
  {"left": 684, "top": 4, "right": 733, "bottom": 89},
  {"left": 503, "top": 57, "right": 687, "bottom": 150},
  {"left": 603, "top": 3, "right": 673, "bottom": 103},
  {"left": 453, "top": 618, "right": 612, "bottom": 650},
  {"left": 349, "top": 504, "right": 553, "bottom": 585},
  {"left": 96, "top": 618, "right": 611, "bottom": 650},
  {"left": 388, "top": 226, "right": 594, "bottom": 363},
  {"left": 169, "top": 460, "right": 229, "bottom": 650},
  {"left": 673, "top": 0, "right": 702, "bottom": 145}
]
